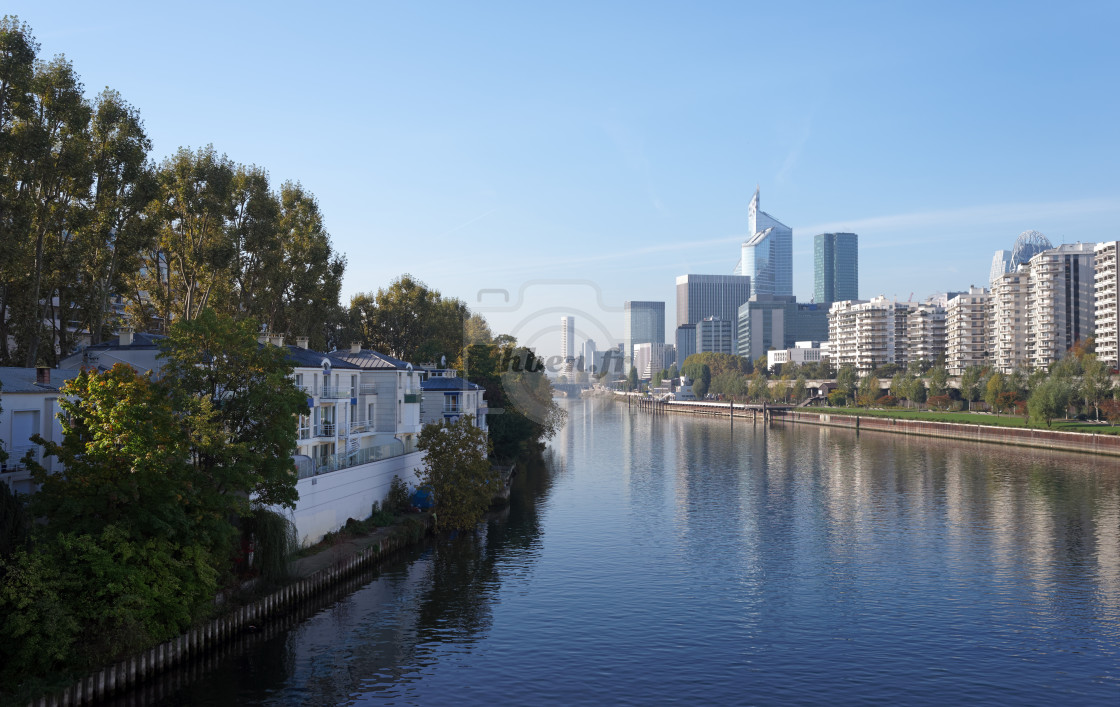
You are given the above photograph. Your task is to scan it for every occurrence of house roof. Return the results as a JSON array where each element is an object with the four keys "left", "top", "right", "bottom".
[
  {"left": 282, "top": 346, "right": 360, "bottom": 370},
  {"left": 331, "top": 349, "right": 414, "bottom": 371},
  {"left": 0, "top": 367, "right": 84, "bottom": 394},
  {"left": 81, "top": 332, "right": 165, "bottom": 352},
  {"left": 420, "top": 376, "right": 482, "bottom": 391}
]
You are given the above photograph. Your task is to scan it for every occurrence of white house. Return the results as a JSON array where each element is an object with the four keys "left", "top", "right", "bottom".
[
  {"left": 0, "top": 367, "right": 82, "bottom": 494},
  {"left": 419, "top": 368, "right": 487, "bottom": 432}
]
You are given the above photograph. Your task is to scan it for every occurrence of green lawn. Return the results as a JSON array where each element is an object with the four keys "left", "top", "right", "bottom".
[{"left": 812, "top": 407, "right": 1120, "bottom": 436}]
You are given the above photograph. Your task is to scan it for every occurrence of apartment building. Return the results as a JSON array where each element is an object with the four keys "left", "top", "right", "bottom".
[
  {"left": 990, "top": 270, "right": 1030, "bottom": 373},
  {"left": 827, "top": 296, "right": 914, "bottom": 375},
  {"left": 946, "top": 286, "right": 990, "bottom": 374},
  {"left": 1025, "top": 243, "right": 1095, "bottom": 369},
  {"left": 906, "top": 302, "right": 947, "bottom": 366},
  {"left": 1095, "top": 241, "right": 1120, "bottom": 370}
]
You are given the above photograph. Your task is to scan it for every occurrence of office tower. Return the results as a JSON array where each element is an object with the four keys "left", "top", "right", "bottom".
[
  {"left": 696, "top": 317, "right": 734, "bottom": 355},
  {"left": 582, "top": 338, "right": 598, "bottom": 376},
  {"left": 990, "top": 231, "right": 1052, "bottom": 286},
  {"left": 623, "top": 301, "right": 665, "bottom": 370},
  {"left": 737, "top": 295, "right": 829, "bottom": 362},
  {"left": 736, "top": 188, "right": 792, "bottom": 297},
  {"left": 560, "top": 316, "right": 575, "bottom": 379},
  {"left": 827, "top": 296, "right": 916, "bottom": 375},
  {"left": 946, "top": 286, "right": 990, "bottom": 375},
  {"left": 675, "top": 324, "right": 697, "bottom": 365},
  {"left": 675, "top": 274, "right": 752, "bottom": 329},
  {"left": 814, "top": 233, "right": 858, "bottom": 305},
  {"left": 1095, "top": 241, "right": 1120, "bottom": 370},
  {"left": 1025, "top": 242, "right": 1095, "bottom": 369}
]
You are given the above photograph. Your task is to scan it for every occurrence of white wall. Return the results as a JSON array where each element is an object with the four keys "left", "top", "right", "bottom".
[{"left": 281, "top": 450, "right": 425, "bottom": 546}]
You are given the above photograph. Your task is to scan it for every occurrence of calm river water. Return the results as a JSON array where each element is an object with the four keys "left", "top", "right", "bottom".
[{"left": 157, "top": 397, "right": 1118, "bottom": 705}]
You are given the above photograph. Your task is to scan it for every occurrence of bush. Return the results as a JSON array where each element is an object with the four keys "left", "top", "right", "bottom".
[
  {"left": 827, "top": 390, "right": 848, "bottom": 407},
  {"left": 247, "top": 507, "right": 297, "bottom": 582},
  {"left": 385, "top": 475, "right": 412, "bottom": 514},
  {"left": 369, "top": 501, "right": 395, "bottom": 527},
  {"left": 928, "top": 395, "right": 952, "bottom": 411},
  {"left": 876, "top": 394, "right": 898, "bottom": 407}
]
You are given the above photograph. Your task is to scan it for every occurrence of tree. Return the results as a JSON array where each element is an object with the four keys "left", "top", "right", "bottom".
[
  {"left": 927, "top": 365, "right": 949, "bottom": 398},
  {"left": 836, "top": 365, "right": 858, "bottom": 398},
  {"left": 667, "top": 364, "right": 678, "bottom": 380},
  {"left": 960, "top": 365, "right": 986, "bottom": 408},
  {"left": 351, "top": 274, "right": 467, "bottom": 363},
  {"left": 1029, "top": 378, "right": 1073, "bottom": 428},
  {"left": 681, "top": 362, "right": 711, "bottom": 398},
  {"left": 460, "top": 343, "right": 565, "bottom": 460},
  {"left": 1079, "top": 355, "right": 1113, "bottom": 420},
  {"left": 906, "top": 375, "right": 927, "bottom": 407},
  {"left": 627, "top": 365, "right": 638, "bottom": 391},
  {"left": 710, "top": 370, "right": 746, "bottom": 398},
  {"left": 29, "top": 365, "right": 195, "bottom": 544},
  {"left": 463, "top": 313, "right": 493, "bottom": 345},
  {"left": 792, "top": 375, "right": 807, "bottom": 403},
  {"left": 417, "top": 416, "right": 498, "bottom": 531},
  {"left": 857, "top": 375, "right": 880, "bottom": 407},
  {"left": 984, "top": 371, "right": 1005, "bottom": 411},
  {"left": 748, "top": 372, "right": 769, "bottom": 402},
  {"left": 159, "top": 309, "right": 308, "bottom": 552}
]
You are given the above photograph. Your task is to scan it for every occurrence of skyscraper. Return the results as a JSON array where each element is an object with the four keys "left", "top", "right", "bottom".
[
  {"left": 737, "top": 188, "right": 792, "bottom": 297},
  {"left": 623, "top": 301, "right": 665, "bottom": 370},
  {"left": 560, "top": 316, "right": 575, "bottom": 379},
  {"left": 814, "top": 232, "right": 858, "bottom": 305},
  {"left": 675, "top": 274, "right": 752, "bottom": 329}
]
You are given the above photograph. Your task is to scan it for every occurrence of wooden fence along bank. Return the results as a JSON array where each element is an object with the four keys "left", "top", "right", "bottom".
[
  {"left": 29, "top": 518, "right": 432, "bottom": 707},
  {"left": 616, "top": 393, "right": 1120, "bottom": 458}
]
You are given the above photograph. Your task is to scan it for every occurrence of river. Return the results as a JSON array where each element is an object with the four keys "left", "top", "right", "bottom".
[{"left": 146, "top": 397, "right": 1119, "bottom": 705}]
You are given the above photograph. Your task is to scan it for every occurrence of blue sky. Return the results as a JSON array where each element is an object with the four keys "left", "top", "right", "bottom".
[{"left": 11, "top": 1, "right": 1120, "bottom": 356}]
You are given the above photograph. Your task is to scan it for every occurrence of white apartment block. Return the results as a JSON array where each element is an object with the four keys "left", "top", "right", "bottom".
[
  {"left": 946, "top": 286, "right": 990, "bottom": 375},
  {"left": 1094, "top": 241, "right": 1119, "bottom": 370},
  {"left": 828, "top": 296, "right": 914, "bottom": 375},
  {"left": 1025, "top": 243, "right": 1095, "bottom": 370},
  {"left": 990, "top": 269, "right": 1030, "bottom": 373},
  {"left": 906, "top": 303, "right": 947, "bottom": 366}
]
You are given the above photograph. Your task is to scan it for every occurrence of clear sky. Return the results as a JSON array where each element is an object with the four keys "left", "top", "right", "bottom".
[{"left": 10, "top": 1, "right": 1120, "bottom": 357}]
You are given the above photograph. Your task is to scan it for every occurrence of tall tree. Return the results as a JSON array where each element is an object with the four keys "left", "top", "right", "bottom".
[
  {"left": 141, "top": 145, "right": 236, "bottom": 327},
  {"left": 352, "top": 274, "right": 467, "bottom": 362},
  {"left": 416, "top": 415, "right": 497, "bottom": 531}
]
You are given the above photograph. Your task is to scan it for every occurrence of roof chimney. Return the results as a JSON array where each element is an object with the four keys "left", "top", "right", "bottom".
[
  {"left": 270, "top": 335, "right": 285, "bottom": 347},
  {"left": 119, "top": 329, "right": 133, "bottom": 346},
  {"left": 350, "top": 342, "right": 362, "bottom": 354},
  {"left": 36, "top": 366, "right": 50, "bottom": 385},
  {"left": 296, "top": 336, "right": 309, "bottom": 349}
]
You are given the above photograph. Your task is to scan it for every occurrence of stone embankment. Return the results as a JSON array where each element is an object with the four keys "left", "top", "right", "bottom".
[
  {"left": 29, "top": 515, "right": 433, "bottom": 707},
  {"left": 616, "top": 392, "right": 1120, "bottom": 458}
]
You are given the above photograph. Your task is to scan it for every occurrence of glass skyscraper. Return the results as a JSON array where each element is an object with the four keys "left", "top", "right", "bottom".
[
  {"left": 813, "top": 232, "right": 859, "bottom": 306},
  {"left": 738, "top": 188, "right": 793, "bottom": 297},
  {"left": 623, "top": 301, "right": 665, "bottom": 370},
  {"left": 675, "top": 274, "right": 752, "bottom": 328}
]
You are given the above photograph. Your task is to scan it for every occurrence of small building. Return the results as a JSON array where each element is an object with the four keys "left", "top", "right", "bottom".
[
  {"left": 419, "top": 368, "right": 488, "bottom": 432},
  {"left": 0, "top": 367, "right": 83, "bottom": 494}
]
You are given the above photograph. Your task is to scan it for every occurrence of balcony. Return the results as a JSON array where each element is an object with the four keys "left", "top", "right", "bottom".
[
  {"left": 320, "top": 386, "right": 352, "bottom": 400},
  {"left": 0, "top": 445, "right": 38, "bottom": 472},
  {"left": 359, "top": 383, "right": 378, "bottom": 395},
  {"left": 403, "top": 393, "right": 421, "bottom": 404},
  {"left": 314, "top": 422, "right": 337, "bottom": 437},
  {"left": 349, "top": 419, "right": 370, "bottom": 434}
]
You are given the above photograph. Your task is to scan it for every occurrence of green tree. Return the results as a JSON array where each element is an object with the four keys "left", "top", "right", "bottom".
[
  {"left": 681, "top": 362, "right": 711, "bottom": 398},
  {"left": 857, "top": 375, "right": 880, "bottom": 407},
  {"left": 351, "top": 274, "right": 467, "bottom": 363},
  {"left": 907, "top": 375, "right": 927, "bottom": 407},
  {"left": 960, "top": 365, "right": 986, "bottom": 408},
  {"left": 836, "top": 365, "right": 858, "bottom": 398},
  {"left": 667, "top": 364, "right": 678, "bottom": 380},
  {"left": 417, "top": 415, "right": 498, "bottom": 531},
  {"left": 627, "top": 365, "right": 638, "bottom": 391},
  {"left": 927, "top": 365, "right": 949, "bottom": 398},
  {"left": 29, "top": 365, "right": 195, "bottom": 543},
  {"left": 461, "top": 343, "right": 565, "bottom": 460},
  {"left": 1029, "top": 377, "right": 1073, "bottom": 428},
  {"left": 1079, "top": 355, "right": 1113, "bottom": 420},
  {"left": 748, "top": 372, "right": 769, "bottom": 402},
  {"left": 984, "top": 371, "right": 1005, "bottom": 411},
  {"left": 159, "top": 309, "right": 308, "bottom": 552},
  {"left": 792, "top": 375, "right": 807, "bottom": 402},
  {"left": 710, "top": 370, "right": 746, "bottom": 397}
]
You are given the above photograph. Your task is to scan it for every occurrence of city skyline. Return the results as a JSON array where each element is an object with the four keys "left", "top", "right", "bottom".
[{"left": 9, "top": 2, "right": 1118, "bottom": 358}]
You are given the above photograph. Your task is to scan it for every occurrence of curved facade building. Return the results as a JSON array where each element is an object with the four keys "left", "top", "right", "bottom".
[{"left": 738, "top": 188, "right": 792, "bottom": 297}]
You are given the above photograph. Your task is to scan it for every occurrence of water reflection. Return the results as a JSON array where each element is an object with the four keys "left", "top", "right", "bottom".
[{"left": 136, "top": 399, "right": 1117, "bottom": 705}]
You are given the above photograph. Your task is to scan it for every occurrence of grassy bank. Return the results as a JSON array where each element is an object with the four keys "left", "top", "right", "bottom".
[{"left": 814, "top": 407, "right": 1120, "bottom": 436}]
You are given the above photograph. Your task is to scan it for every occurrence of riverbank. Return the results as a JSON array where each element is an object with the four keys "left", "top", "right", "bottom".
[
  {"left": 615, "top": 392, "right": 1120, "bottom": 458},
  {"left": 27, "top": 514, "right": 434, "bottom": 707}
]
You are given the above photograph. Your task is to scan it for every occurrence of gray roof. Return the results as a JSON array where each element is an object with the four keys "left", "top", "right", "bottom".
[
  {"left": 0, "top": 367, "right": 84, "bottom": 394},
  {"left": 331, "top": 349, "right": 413, "bottom": 371},
  {"left": 282, "top": 346, "right": 360, "bottom": 370},
  {"left": 420, "top": 376, "right": 482, "bottom": 391}
]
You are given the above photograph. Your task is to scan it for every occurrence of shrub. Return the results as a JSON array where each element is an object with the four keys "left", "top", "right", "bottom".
[
  {"left": 385, "top": 475, "right": 412, "bottom": 514},
  {"left": 928, "top": 395, "right": 952, "bottom": 411}
]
